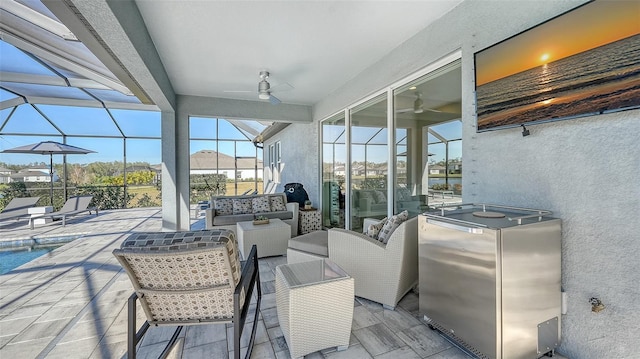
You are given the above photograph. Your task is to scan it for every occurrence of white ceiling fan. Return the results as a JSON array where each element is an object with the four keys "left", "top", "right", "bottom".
[
  {"left": 224, "top": 70, "right": 293, "bottom": 105},
  {"left": 396, "top": 92, "right": 444, "bottom": 114}
]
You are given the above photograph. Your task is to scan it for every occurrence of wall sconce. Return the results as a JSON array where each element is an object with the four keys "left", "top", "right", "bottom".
[{"left": 521, "top": 124, "right": 530, "bottom": 137}]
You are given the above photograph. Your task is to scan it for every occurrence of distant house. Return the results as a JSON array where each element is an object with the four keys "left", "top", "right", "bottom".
[
  {"left": 10, "top": 166, "right": 58, "bottom": 183},
  {"left": 0, "top": 167, "right": 13, "bottom": 184},
  {"left": 429, "top": 165, "right": 446, "bottom": 175},
  {"left": 190, "top": 150, "right": 263, "bottom": 180}
]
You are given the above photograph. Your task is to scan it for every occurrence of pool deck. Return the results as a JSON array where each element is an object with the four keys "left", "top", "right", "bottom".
[{"left": 0, "top": 207, "right": 568, "bottom": 359}]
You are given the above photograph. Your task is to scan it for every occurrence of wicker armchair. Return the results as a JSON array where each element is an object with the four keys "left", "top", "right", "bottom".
[
  {"left": 328, "top": 216, "right": 418, "bottom": 309},
  {"left": 112, "top": 230, "right": 261, "bottom": 359}
]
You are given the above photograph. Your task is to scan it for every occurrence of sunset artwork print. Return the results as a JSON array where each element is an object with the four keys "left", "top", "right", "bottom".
[{"left": 475, "top": 0, "right": 640, "bottom": 132}]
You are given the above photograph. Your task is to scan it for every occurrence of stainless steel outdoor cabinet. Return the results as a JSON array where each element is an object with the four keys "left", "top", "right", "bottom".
[{"left": 418, "top": 204, "right": 562, "bottom": 359}]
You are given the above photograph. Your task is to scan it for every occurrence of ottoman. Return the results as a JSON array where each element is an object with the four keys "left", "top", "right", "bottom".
[{"left": 286, "top": 230, "right": 328, "bottom": 264}]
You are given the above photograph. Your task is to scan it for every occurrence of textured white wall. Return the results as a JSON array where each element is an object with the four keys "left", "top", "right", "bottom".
[
  {"left": 312, "top": 1, "right": 640, "bottom": 358},
  {"left": 265, "top": 123, "right": 320, "bottom": 206}
]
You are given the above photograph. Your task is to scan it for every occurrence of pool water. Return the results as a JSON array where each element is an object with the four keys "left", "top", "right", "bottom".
[{"left": 0, "top": 245, "right": 62, "bottom": 274}]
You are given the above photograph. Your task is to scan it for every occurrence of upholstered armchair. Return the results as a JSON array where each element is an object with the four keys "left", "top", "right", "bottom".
[
  {"left": 113, "top": 230, "right": 261, "bottom": 359},
  {"left": 328, "top": 216, "right": 418, "bottom": 309}
]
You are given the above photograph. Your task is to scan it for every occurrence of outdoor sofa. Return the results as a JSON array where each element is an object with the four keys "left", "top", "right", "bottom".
[{"left": 205, "top": 192, "right": 298, "bottom": 237}]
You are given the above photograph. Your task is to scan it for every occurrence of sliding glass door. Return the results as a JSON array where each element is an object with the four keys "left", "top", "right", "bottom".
[
  {"left": 321, "top": 113, "right": 346, "bottom": 228},
  {"left": 350, "top": 94, "right": 388, "bottom": 232}
]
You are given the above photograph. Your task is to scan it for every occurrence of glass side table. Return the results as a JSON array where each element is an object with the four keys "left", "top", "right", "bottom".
[{"left": 275, "top": 259, "right": 354, "bottom": 358}]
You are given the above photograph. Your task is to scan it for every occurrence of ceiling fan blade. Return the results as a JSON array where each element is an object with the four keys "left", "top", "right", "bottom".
[
  {"left": 270, "top": 82, "right": 294, "bottom": 93},
  {"left": 269, "top": 94, "right": 281, "bottom": 105},
  {"left": 424, "top": 108, "right": 443, "bottom": 113},
  {"left": 395, "top": 108, "right": 414, "bottom": 113}
]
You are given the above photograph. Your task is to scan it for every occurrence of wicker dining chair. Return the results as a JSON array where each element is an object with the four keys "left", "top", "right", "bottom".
[{"left": 112, "top": 230, "right": 261, "bottom": 359}]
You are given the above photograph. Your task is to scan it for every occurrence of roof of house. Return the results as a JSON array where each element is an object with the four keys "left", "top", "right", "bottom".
[{"left": 190, "top": 150, "right": 263, "bottom": 170}]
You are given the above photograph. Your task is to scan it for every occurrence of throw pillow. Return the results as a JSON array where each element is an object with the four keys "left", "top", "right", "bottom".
[
  {"left": 366, "top": 221, "right": 386, "bottom": 239},
  {"left": 232, "top": 198, "right": 253, "bottom": 214},
  {"left": 377, "top": 210, "right": 409, "bottom": 244},
  {"left": 214, "top": 198, "right": 233, "bottom": 216},
  {"left": 252, "top": 196, "right": 271, "bottom": 213},
  {"left": 269, "top": 196, "right": 287, "bottom": 212},
  {"left": 373, "top": 190, "right": 386, "bottom": 203}
]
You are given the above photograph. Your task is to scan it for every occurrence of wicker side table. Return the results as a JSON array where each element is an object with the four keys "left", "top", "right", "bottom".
[
  {"left": 298, "top": 208, "right": 321, "bottom": 234},
  {"left": 275, "top": 259, "right": 354, "bottom": 358}
]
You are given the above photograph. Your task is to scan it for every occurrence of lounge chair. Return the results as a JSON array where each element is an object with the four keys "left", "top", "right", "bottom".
[
  {"left": 113, "top": 230, "right": 261, "bottom": 359},
  {"left": 29, "top": 195, "right": 98, "bottom": 229},
  {"left": 0, "top": 197, "right": 40, "bottom": 223}
]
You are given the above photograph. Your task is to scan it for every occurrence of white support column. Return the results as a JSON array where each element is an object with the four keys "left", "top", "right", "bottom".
[{"left": 161, "top": 110, "right": 189, "bottom": 231}]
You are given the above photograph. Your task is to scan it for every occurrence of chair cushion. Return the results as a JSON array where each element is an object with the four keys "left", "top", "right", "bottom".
[
  {"left": 288, "top": 231, "right": 328, "bottom": 257},
  {"left": 377, "top": 210, "right": 409, "bottom": 244},
  {"left": 233, "top": 198, "right": 253, "bottom": 214},
  {"left": 120, "top": 229, "right": 236, "bottom": 252},
  {"left": 269, "top": 196, "right": 287, "bottom": 211},
  {"left": 214, "top": 198, "right": 234, "bottom": 215},
  {"left": 252, "top": 196, "right": 271, "bottom": 213}
]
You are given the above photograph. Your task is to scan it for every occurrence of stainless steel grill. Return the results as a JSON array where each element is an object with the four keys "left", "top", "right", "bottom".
[{"left": 419, "top": 204, "right": 562, "bottom": 359}]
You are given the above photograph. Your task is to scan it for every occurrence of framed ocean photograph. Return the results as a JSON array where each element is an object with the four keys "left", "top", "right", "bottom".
[{"left": 474, "top": 0, "right": 640, "bottom": 132}]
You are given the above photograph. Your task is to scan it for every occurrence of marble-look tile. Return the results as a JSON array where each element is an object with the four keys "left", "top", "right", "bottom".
[
  {"left": 374, "top": 306, "right": 422, "bottom": 332},
  {"left": 183, "top": 323, "right": 227, "bottom": 349},
  {"left": 374, "top": 346, "right": 422, "bottom": 359},
  {"left": 395, "top": 324, "right": 452, "bottom": 357},
  {"left": 323, "top": 343, "right": 374, "bottom": 359},
  {"left": 181, "top": 339, "right": 228, "bottom": 359},
  {"left": 352, "top": 305, "right": 382, "bottom": 330},
  {"left": 353, "top": 322, "right": 405, "bottom": 356}
]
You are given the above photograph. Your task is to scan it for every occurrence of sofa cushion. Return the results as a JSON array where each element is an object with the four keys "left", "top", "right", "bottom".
[
  {"left": 269, "top": 196, "right": 287, "bottom": 211},
  {"left": 233, "top": 198, "right": 253, "bottom": 215},
  {"left": 213, "top": 214, "right": 254, "bottom": 226},
  {"left": 263, "top": 210, "right": 293, "bottom": 221},
  {"left": 288, "top": 231, "right": 328, "bottom": 257},
  {"left": 378, "top": 210, "right": 409, "bottom": 244},
  {"left": 252, "top": 196, "right": 271, "bottom": 213},
  {"left": 214, "top": 198, "right": 234, "bottom": 216}
]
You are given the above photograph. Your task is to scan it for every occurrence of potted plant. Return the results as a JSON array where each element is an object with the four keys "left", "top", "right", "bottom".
[{"left": 304, "top": 200, "right": 312, "bottom": 210}]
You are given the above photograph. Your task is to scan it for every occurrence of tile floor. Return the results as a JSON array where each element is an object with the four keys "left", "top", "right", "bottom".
[{"left": 0, "top": 208, "right": 568, "bottom": 359}]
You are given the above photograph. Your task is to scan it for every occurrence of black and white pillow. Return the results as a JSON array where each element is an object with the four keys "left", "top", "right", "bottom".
[
  {"left": 366, "top": 220, "right": 386, "bottom": 239},
  {"left": 270, "top": 196, "right": 287, "bottom": 212},
  {"left": 233, "top": 198, "right": 253, "bottom": 214},
  {"left": 252, "top": 196, "right": 271, "bottom": 213},
  {"left": 214, "top": 198, "right": 233, "bottom": 215},
  {"left": 377, "top": 210, "right": 408, "bottom": 244}
]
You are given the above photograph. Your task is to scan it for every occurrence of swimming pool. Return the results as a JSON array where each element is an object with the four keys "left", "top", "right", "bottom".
[
  {"left": 0, "top": 235, "right": 83, "bottom": 275},
  {"left": 0, "top": 245, "right": 62, "bottom": 274}
]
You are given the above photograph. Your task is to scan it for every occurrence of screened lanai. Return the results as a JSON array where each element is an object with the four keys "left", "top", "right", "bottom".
[{"left": 0, "top": 4, "right": 273, "bottom": 211}]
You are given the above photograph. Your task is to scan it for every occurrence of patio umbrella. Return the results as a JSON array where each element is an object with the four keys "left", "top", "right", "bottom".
[{"left": 1, "top": 141, "right": 95, "bottom": 206}]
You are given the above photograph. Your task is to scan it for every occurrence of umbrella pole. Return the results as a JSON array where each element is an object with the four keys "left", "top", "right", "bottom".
[{"left": 50, "top": 154, "right": 54, "bottom": 207}]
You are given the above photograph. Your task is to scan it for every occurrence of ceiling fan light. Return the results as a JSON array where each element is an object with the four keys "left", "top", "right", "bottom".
[{"left": 258, "top": 92, "right": 270, "bottom": 100}]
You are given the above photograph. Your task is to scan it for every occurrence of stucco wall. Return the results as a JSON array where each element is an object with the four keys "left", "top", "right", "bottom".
[
  {"left": 265, "top": 123, "right": 319, "bottom": 207},
  {"left": 312, "top": 1, "right": 639, "bottom": 358}
]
